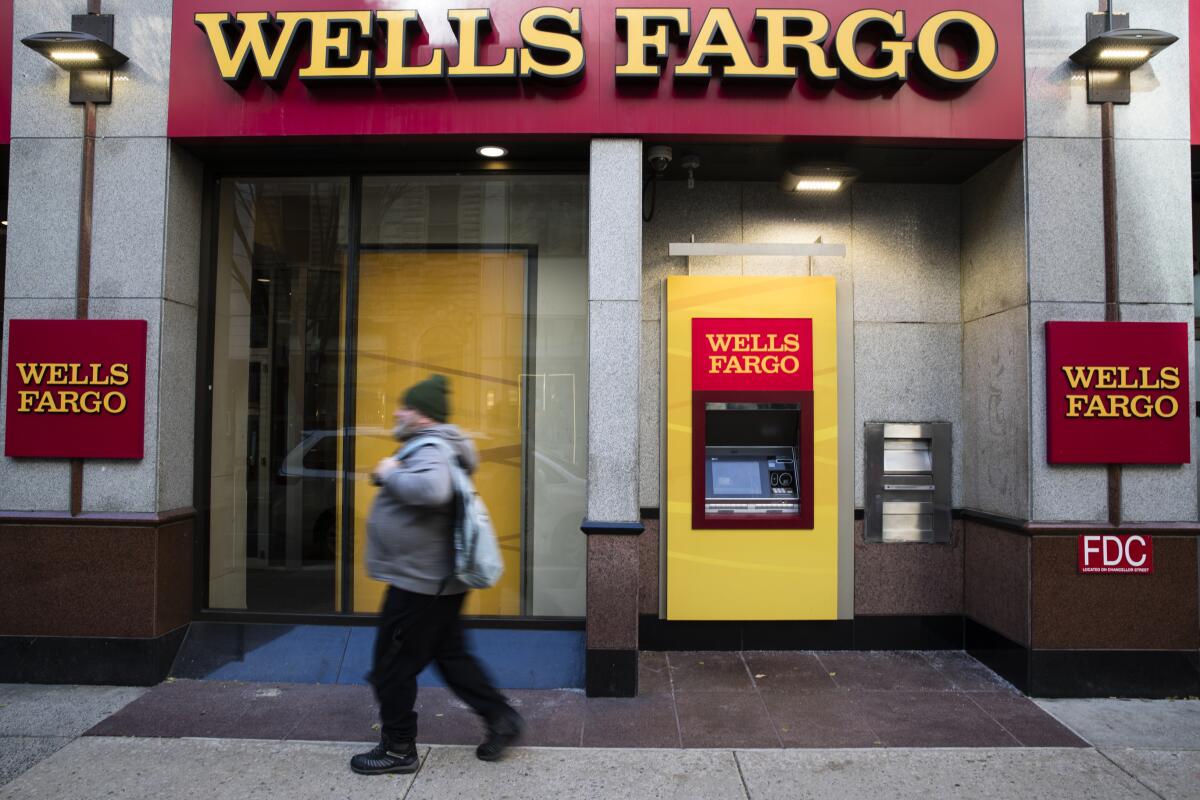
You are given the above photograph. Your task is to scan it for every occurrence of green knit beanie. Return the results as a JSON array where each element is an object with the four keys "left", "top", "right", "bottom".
[{"left": 403, "top": 374, "right": 450, "bottom": 423}]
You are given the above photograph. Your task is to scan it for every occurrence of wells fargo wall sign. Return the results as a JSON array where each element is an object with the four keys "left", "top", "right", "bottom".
[
  {"left": 4, "top": 320, "right": 148, "bottom": 459},
  {"left": 169, "top": 1, "right": 1025, "bottom": 140},
  {"left": 1045, "top": 321, "right": 1191, "bottom": 464}
]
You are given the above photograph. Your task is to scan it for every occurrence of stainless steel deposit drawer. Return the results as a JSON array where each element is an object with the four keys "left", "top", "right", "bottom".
[{"left": 864, "top": 423, "right": 951, "bottom": 544}]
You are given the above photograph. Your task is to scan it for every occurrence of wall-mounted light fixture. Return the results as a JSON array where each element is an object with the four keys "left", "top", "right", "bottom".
[
  {"left": 780, "top": 165, "right": 860, "bottom": 194},
  {"left": 1068, "top": 12, "right": 1176, "bottom": 104},
  {"left": 22, "top": 16, "right": 127, "bottom": 104},
  {"left": 476, "top": 145, "right": 508, "bottom": 159}
]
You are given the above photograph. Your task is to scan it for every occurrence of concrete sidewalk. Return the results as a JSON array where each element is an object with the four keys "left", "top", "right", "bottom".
[{"left": 1, "top": 683, "right": 1198, "bottom": 799}]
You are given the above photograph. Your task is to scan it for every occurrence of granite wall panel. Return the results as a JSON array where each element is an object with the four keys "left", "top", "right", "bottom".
[
  {"left": 964, "top": 521, "right": 1031, "bottom": 647},
  {"left": 853, "top": 519, "right": 964, "bottom": 616},
  {"left": 1031, "top": 535, "right": 1199, "bottom": 651}
]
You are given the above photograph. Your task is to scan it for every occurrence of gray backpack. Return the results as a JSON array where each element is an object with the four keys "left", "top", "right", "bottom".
[{"left": 401, "top": 436, "right": 505, "bottom": 590}]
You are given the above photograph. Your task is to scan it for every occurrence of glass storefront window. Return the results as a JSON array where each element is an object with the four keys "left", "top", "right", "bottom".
[{"left": 207, "top": 174, "right": 588, "bottom": 618}]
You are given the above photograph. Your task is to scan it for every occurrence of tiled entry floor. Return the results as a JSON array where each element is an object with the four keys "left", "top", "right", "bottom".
[{"left": 86, "top": 651, "right": 1085, "bottom": 749}]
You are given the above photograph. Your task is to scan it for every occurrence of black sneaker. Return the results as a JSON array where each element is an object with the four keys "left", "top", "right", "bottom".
[
  {"left": 476, "top": 708, "right": 524, "bottom": 762},
  {"left": 350, "top": 737, "right": 419, "bottom": 775}
]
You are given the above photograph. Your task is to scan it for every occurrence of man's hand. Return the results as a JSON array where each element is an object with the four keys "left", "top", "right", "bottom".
[{"left": 371, "top": 456, "right": 400, "bottom": 485}]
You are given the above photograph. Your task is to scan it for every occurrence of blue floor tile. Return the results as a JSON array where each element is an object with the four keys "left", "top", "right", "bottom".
[
  {"left": 172, "top": 623, "right": 350, "bottom": 684},
  {"left": 176, "top": 622, "right": 585, "bottom": 689}
]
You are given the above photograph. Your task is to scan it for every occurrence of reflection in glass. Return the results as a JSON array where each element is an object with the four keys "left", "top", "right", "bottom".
[
  {"left": 360, "top": 176, "right": 588, "bottom": 616},
  {"left": 208, "top": 178, "right": 348, "bottom": 613}
]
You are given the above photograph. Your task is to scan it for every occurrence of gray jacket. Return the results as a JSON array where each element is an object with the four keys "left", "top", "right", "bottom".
[{"left": 365, "top": 424, "right": 478, "bottom": 596}]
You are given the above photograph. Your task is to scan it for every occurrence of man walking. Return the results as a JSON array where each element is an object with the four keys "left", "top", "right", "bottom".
[{"left": 351, "top": 374, "right": 523, "bottom": 775}]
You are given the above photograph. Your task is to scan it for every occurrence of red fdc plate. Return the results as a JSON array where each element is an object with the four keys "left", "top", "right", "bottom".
[
  {"left": 4, "top": 319, "right": 148, "bottom": 459},
  {"left": 168, "top": 0, "right": 1026, "bottom": 141},
  {"left": 1077, "top": 533, "right": 1154, "bottom": 575}
]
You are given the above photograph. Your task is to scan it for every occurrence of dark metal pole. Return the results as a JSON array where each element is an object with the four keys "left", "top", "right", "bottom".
[
  {"left": 1101, "top": 97, "right": 1122, "bottom": 527},
  {"left": 70, "top": 0, "right": 102, "bottom": 516}
]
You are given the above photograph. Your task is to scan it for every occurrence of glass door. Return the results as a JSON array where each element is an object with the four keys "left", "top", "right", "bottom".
[{"left": 350, "top": 248, "right": 529, "bottom": 615}]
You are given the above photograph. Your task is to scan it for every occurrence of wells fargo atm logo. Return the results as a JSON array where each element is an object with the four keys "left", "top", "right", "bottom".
[
  {"left": 4, "top": 320, "right": 147, "bottom": 459},
  {"left": 194, "top": 6, "right": 998, "bottom": 87},
  {"left": 12, "top": 362, "right": 131, "bottom": 415},
  {"left": 1045, "top": 321, "right": 1190, "bottom": 465},
  {"left": 693, "top": 318, "right": 813, "bottom": 392}
]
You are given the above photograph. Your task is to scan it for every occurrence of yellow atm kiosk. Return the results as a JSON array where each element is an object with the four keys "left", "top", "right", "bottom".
[{"left": 665, "top": 276, "right": 839, "bottom": 620}]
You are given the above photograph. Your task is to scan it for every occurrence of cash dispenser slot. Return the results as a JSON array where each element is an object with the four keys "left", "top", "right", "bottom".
[{"left": 865, "top": 423, "right": 951, "bottom": 544}]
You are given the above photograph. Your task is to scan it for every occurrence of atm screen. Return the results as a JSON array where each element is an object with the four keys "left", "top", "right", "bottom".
[{"left": 711, "top": 460, "right": 762, "bottom": 496}]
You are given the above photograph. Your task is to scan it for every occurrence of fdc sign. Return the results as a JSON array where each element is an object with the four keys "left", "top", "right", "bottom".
[{"left": 1077, "top": 534, "right": 1154, "bottom": 575}]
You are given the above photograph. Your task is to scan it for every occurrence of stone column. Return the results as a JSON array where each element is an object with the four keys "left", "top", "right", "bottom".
[
  {"left": 965, "top": 0, "right": 1199, "bottom": 696},
  {"left": 583, "top": 138, "right": 643, "bottom": 697},
  {"left": 0, "top": 0, "right": 203, "bottom": 684}
]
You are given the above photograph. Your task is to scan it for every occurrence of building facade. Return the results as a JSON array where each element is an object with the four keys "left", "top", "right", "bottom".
[{"left": 0, "top": 0, "right": 1197, "bottom": 698}]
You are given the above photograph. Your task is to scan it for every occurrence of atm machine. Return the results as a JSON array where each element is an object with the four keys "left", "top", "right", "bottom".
[
  {"left": 664, "top": 276, "right": 839, "bottom": 622},
  {"left": 698, "top": 402, "right": 810, "bottom": 528}
]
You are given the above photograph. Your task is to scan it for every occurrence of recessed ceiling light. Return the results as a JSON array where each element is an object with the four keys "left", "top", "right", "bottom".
[
  {"left": 781, "top": 165, "right": 861, "bottom": 194},
  {"left": 476, "top": 145, "right": 508, "bottom": 159}
]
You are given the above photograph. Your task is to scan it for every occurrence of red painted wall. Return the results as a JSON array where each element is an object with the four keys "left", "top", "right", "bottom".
[{"left": 168, "top": 0, "right": 1025, "bottom": 141}]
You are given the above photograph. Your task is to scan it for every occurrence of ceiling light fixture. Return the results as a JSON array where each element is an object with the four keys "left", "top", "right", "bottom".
[
  {"left": 476, "top": 145, "right": 508, "bottom": 159},
  {"left": 780, "top": 165, "right": 860, "bottom": 194}
]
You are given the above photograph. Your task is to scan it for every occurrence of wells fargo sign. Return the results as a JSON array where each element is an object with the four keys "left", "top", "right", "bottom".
[
  {"left": 1045, "top": 321, "right": 1190, "bottom": 464},
  {"left": 4, "top": 320, "right": 147, "bottom": 459},
  {"left": 168, "top": 1, "right": 1024, "bottom": 140},
  {"left": 693, "top": 318, "right": 813, "bottom": 392},
  {"left": 194, "top": 7, "right": 997, "bottom": 86}
]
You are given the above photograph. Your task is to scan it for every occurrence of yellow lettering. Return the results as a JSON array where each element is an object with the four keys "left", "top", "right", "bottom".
[
  {"left": 194, "top": 11, "right": 305, "bottom": 83},
  {"left": 1094, "top": 367, "right": 1118, "bottom": 389},
  {"left": 103, "top": 391, "right": 128, "bottom": 415},
  {"left": 447, "top": 9, "right": 517, "bottom": 78},
  {"left": 915, "top": 11, "right": 997, "bottom": 84},
  {"left": 1160, "top": 366, "right": 1181, "bottom": 391},
  {"left": 520, "top": 7, "right": 585, "bottom": 80},
  {"left": 296, "top": 11, "right": 374, "bottom": 81},
  {"left": 616, "top": 8, "right": 691, "bottom": 78},
  {"left": 79, "top": 391, "right": 102, "bottom": 414},
  {"left": 704, "top": 333, "right": 736, "bottom": 352},
  {"left": 675, "top": 8, "right": 760, "bottom": 79},
  {"left": 755, "top": 9, "right": 837, "bottom": 81},
  {"left": 1155, "top": 395, "right": 1179, "bottom": 418},
  {"left": 376, "top": 10, "right": 446, "bottom": 79},
  {"left": 835, "top": 9, "right": 912, "bottom": 82},
  {"left": 1061, "top": 366, "right": 1096, "bottom": 390},
  {"left": 17, "top": 391, "right": 37, "bottom": 412},
  {"left": 15, "top": 363, "right": 49, "bottom": 384},
  {"left": 109, "top": 363, "right": 129, "bottom": 387},
  {"left": 1129, "top": 395, "right": 1153, "bottom": 419}
]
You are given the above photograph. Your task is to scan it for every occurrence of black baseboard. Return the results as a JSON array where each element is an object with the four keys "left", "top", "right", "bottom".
[
  {"left": 966, "top": 618, "right": 1200, "bottom": 698},
  {"left": 0, "top": 626, "right": 189, "bottom": 686},
  {"left": 965, "top": 618, "right": 1030, "bottom": 693},
  {"left": 1029, "top": 650, "right": 1200, "bottom": 699},
  {"left": 585, "top": 649, "right": 638, "bottom": 697},
  {"left": 639, "top": 614, "right": 965, "bottom": 651}
]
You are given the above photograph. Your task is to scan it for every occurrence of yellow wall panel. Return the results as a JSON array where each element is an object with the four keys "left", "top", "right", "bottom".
[{"left": 665, "top": 276, "right": 839, "bottom": 620}]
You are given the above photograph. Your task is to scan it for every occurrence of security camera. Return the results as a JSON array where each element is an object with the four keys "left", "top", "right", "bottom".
[{"left": 647, "top": 145, "right": 673, "bottom": 174}]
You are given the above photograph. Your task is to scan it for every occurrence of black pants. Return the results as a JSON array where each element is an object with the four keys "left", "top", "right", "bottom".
[{"left": 369, "top": 585, "right": 511, "bottom": 743}]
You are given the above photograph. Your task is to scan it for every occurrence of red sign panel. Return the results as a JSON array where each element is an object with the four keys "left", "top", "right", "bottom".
[
  {"left": 168, "top": 1, "right": 1025, "bottom": 141},
  {"left": 1078, "top": 534, "right": 1154, "bottom": 575},
  {"left": 693, "top": 317, "right": 813, "bottom": 392},
  {"left": 4, "top": 319, "right": 148, "bottom": 459},
  {"left": 1045, "top": 321, "right": 1190, "bottom": 464}
]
